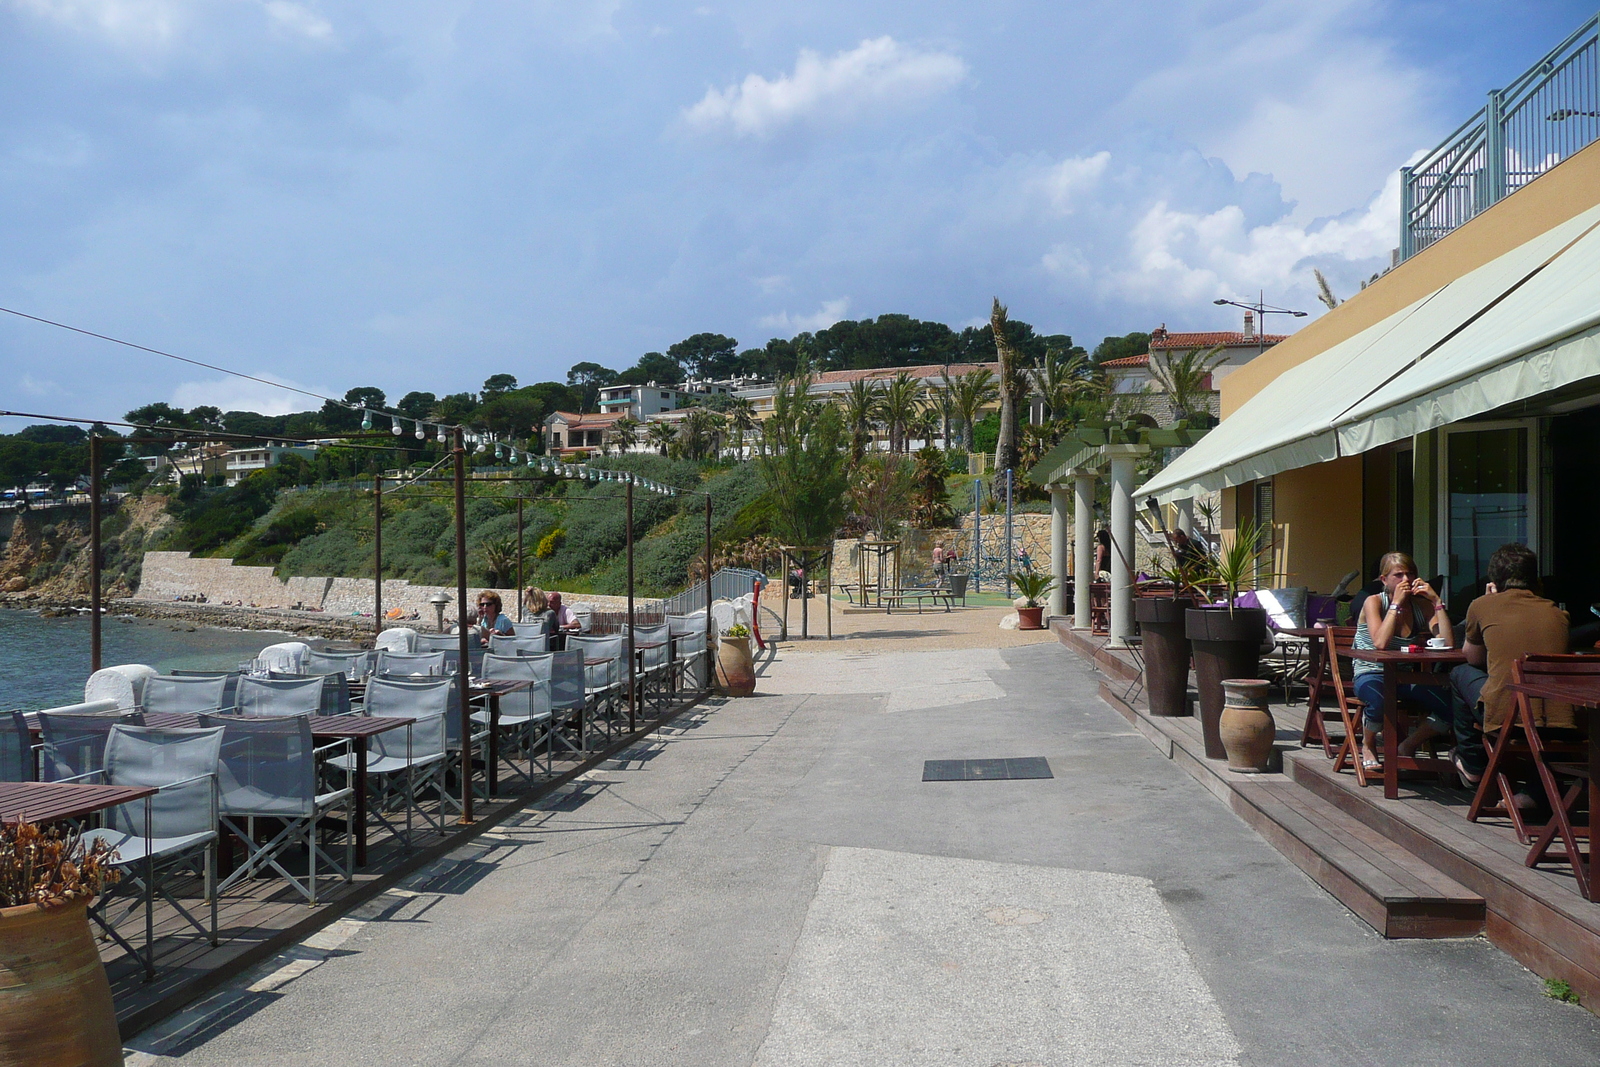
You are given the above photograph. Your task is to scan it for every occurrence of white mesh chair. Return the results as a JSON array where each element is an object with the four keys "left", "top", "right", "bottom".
[
  {"left": 79, "top": 724, "right": 224, "bottom": 979},
  {"left": 37, "top": 703, "right": 141, "bottom": 781},
  {"left": 375, "top": 627, "right": 417, "bottom": 654},
  {"left": 345, "top": 676, "right": 453, "bottom": 843},
  {"left": 710, "top": 600, "right": 737, "bottom": 637},
  {"left": 673, "top": 630, "right": 710, "bottom": 691},
  {"left": 143, "top": 674, "right": 231, "bottom": 716},
  {"left": 373, "top": 650, "right": 447, "bottom": 677},
  {"left": 567, "top": 635, "right": 625, "bottom": 740},
  {"left": 489, "top": 633, "right": 549, "bottom": 656},
  {"left": 303, "top": 650, "right": 370, "bottom": 680},
  {"left": 257, "top": 642, "right": 310, "bottom": 674},
  {"left": 201, "top": 714, "right": 354, "bottom": 906},
  {"left": 415, "top": 634, "right": 459, "bottom": 652},
  {"left": 630, "top": 624, "right": 672, "bottom": 709},
  {"left": 268, "top": 671, "right": 351, "bottom": 717},
  {"left": 478, "top": 653, "right": 555, "bottom": 777},
  {"left": 2, "top": 711, "right": 34, "bottom": 782},
  {"left": 235, "top": 675, "right": 324, "bottom": 718},
  {"left": 168, "top": 670, "right": 243, "bottom": 710}
]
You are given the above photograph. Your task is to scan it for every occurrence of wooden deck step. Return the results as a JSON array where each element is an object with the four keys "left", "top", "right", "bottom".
[{"left": 1231, "top": 778, "right": 1485, "bottom": 938}]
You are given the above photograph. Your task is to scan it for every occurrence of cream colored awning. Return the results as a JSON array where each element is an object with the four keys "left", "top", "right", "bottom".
[{"left": 1140, "top": 203, "right": 1600, "bottom": 503}]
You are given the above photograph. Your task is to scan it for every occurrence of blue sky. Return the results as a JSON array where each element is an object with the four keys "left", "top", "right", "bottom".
[{"left": 0, "top": 0, "right": 1592, "bottom": 422}]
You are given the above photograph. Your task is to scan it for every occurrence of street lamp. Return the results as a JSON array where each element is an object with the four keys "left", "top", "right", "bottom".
[
  {"left": 428, "top": 590, "right": 452, "bottom": 634},
  {"left": 1213, "top": 292, "right": 1308, "bottom": 352}
]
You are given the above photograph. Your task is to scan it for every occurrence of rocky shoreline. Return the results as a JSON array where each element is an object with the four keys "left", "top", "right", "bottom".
[{"left": 0, "top": 592, "right": 393, "bottom": 641}]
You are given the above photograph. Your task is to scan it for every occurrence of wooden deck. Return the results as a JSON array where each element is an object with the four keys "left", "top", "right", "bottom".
[
  {"left": 95, "top": 695, "right": 707, "bottom": 1038},
  {"left": 1054, "top": 621, "right": 1599, "bottom": 1010}
]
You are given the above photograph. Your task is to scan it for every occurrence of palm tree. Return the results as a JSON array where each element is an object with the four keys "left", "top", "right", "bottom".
[
  {"left": 724, "top": 397, "right": 757, "bottom": 459},
  {"left": 908, "top": 406, "right": 940, "bottom": 450},
  {"left": 677, "top": 408, "right": 723, "bottom": 461},
  {"left": 1149, "top": 344, "right": 1227, "bottom": 426},
  {"left": 1031, "top": 346, "right": 1095, "bottom": 425},
  {"left": 991, "top": 298, "right": 1023, "bottom": 474},
  {"left": 841, "top": 378, "right": 883, "bottom": 462},
  {"left": 951, "top": 368, "right": 998, "bottom": 451},
  {"left": 646, "top": 420, "right": 676, "bottom": 457},
  {"left": 610, "top": 418, "right": 640, "bottom": 453},
  {"left": 878, "top": 371, "right": 923, "bottom": 453}
]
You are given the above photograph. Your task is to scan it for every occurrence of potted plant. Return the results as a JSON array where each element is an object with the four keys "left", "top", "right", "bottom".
[
  {"left": 1184, "top": 520, "right": 1270, "bottom": 760},
  {"left": 0, "top": 821, "right": 122, "bottom": 1066},
  {"left": 715, "top": 622, "right": 757, "bottom": 696},
  {"left": 1135, "top": 550, "right": 1213, "bottom": 717},
  {"left": 1009, "top": 572, "right": 1056, "bottom": 630}
]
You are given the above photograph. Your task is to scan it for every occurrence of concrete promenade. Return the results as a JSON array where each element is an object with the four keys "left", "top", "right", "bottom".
[{"left": 131, "top": 614, "right": 1600, "bottom": 1065}]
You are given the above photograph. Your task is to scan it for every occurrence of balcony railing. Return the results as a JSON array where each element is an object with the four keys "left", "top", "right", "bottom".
[{"left": 1401, "top": 14, "right": 1600, "bottom": 260}]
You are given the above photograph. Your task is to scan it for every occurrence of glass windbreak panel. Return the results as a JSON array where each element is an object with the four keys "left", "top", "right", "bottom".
[{"left": 1447, "top": 427, "right": 1529, "bottom": 613}]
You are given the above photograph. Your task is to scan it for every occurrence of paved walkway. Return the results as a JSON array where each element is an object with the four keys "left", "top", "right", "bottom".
[{"left": 131, "top": 633, "right": 1600, "bottom": 1066}]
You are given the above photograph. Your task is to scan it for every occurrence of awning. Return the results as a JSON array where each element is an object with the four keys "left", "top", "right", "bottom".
[{"left": 1141, "top": 203, "right": 1600, "bottom": 502}]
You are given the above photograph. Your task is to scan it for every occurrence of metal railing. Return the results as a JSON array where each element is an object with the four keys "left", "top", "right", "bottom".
[
  {"left": 661, "top": 567, "right": 767, "bottom": 616},
  {"left": 1402, "top": 14, "right": 1600, "bottom": 259}
]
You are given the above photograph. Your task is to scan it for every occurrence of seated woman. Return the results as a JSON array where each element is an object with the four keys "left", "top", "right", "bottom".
[
  {"left": 523, "top": 587, "right": 554, "bottom": 639},
  {"left": 1353, "top": 551, "right": 1454, "bottom": 772},
  {"left": 472, "top": 591, "right": 515, "bottom": 648}
]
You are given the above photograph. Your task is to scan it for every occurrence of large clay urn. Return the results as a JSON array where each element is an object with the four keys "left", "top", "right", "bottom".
[
  {"left": 1219, "top": 678, "right": 1276, "bottom": 773},
  {"left": 1134, "top": 598, "right": 1193, "bottom": 717},
  {"left": 0, "top": 898, "right": 122, "bottom": 1067},
  {"left": 1185, "top": 606, "right": 1268, "bottom": 760},
  {"left": 715, "top": 636, "right": 756, "bottom": 697}
]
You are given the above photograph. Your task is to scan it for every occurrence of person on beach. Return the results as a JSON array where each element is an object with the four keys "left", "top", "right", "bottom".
[{"left": 1352, "top": 551, "right": 1454, "bottom": 772}]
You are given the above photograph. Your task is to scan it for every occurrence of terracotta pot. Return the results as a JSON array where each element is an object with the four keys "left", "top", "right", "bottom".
[
  {"left": 1134, "top": 598, "right": 1193, "bottom": 717},
  {"left": 715, "top": 636, "right": 756, "bottom": 696},
  {"left": 1185, "top": 607, "right": 1267, "bottom": 760},
  {"left": 1016, "top": 606, "right": 1044, "bottom": 630},
  {"left": 0, "top": 898, "right": 121, "bottom": 1067},
  {"left": 1219, "top": 678, "right": 1276, "bottom": 773}
]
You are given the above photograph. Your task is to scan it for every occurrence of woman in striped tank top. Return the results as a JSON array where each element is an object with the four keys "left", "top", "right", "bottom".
[{"left": 1353, "top": 551, "right": 1455, "bottom": 773}]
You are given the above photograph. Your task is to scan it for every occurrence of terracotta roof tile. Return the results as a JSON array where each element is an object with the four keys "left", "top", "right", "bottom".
[
  {"left": 1149, "top": 331, "right": 1288, "bottom": 349},
  {"left": 1100, "top": 353, "right": 1150, "bottom": 368}
]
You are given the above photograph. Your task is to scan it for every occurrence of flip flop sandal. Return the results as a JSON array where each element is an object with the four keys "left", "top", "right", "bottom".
[
  {"left": 1451, "top": 750, "right": 1482, "bottom": 789},
  {"left": 1362, "top": 756, "right": 1382, "bottom": 773}
]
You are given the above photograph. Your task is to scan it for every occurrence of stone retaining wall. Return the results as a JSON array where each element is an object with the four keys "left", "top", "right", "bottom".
[{"left": 137, "top": 551, "right": 641, "bottom": 620}]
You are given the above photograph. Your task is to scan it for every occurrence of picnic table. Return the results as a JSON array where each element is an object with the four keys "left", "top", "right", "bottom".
[
  {"left": 1504, "top": 676, "right": 1600, "bottom": 900},
  {"left": 1343, "top": 646, "right": 1467, "bottom": 799},
  {"left": 879, "top": 589, "right": 958, "bottom": 614}
]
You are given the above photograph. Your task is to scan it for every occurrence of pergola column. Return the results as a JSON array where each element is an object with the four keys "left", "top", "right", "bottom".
[
  {"left": 1048, "top": 484, "right": 1069, "bottom": 620},
  {"left": 1072, "top": 471, "right": 1095, "bottom": 629},
  {"left": 1106, "top": 445, "right": 1146, "bottom": 646}
]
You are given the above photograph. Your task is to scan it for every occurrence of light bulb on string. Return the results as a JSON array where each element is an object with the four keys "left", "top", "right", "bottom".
[
  {"left": 390, "top": 416, "right": 403, "bottom": 436},
  {"left": 361, "top": 410, "right": 373, "bottom": 431},
  {"left": 437, "top": 424, "right": 448, "bottom": 443},
  {"left": 414, "top": 423, "right": 426, "bottom": 440}
]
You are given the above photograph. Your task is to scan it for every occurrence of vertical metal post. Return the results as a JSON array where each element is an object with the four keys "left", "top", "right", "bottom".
[
  {"left": 89, "top": 434, "right": 102, "bottom": 674},
  {"left": 516, "top": 497, "right": 524, "bottom": 623},
  {"left": 800, "top": 549, "right": 810, "bottom": 638},
  {"left": 973, "top": 479, "right": 982, "bottom": 593},
  {"left": 1004, "top": 468, "right": 1014, "bottom": 598},
  {"left": 1484, "top": 89, "right": 1507, "bottom": 210},
  {"left": 1398, "top": 165, "right": 1415, "bottom": 261},
  {"left": 626, "top": 478, "right": 636, "bottom": 733},
  {"left": 373, "top": 475, "right": 383, "bottom": 638},
  {"left": 453, "top": 429, "right": 473, "bottom": 824},
  {"left": 704, "top": 494, "right": 713, "bottom": 690}
]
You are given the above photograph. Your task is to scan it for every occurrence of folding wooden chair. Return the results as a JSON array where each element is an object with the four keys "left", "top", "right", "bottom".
[
  {"left": 1325, "top": 629, "right": 1372, "bottom": 787},
  {"left": 1299, "top": 627, "right": 1342, "bottom": 757},
  {"left": 1468, "top": 654, "right": 1597, "bottom": 848}
]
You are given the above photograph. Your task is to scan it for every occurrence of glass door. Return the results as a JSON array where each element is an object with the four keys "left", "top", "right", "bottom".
[{"left": 1442, "top": 423, "right": 1534, "bottom": 614}]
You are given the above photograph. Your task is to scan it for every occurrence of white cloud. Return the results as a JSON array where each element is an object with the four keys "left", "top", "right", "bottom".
[
  {"left": 18, "top": 374, "right": 61, "bottom": 397},
  {"left": 1099, "top": 167, "right": 1402, "bottom": 305},
  {"left": 682, "top": 36, "right": 967, "bottom": 137},
  {"left": 759, "top": 297, "right": 851, "bottom": 334},
  {"left": 1039, "top": 151, "right": 1110, "bottom": 212},
  {"left": 12, "top": 0, "right": 188, "bottom": 47},
  {"left": 171, "top": 376, "right": 318, "bottom": 416},
  {"left": 263, "top": 1, "right": 332, "bottom": 43}
]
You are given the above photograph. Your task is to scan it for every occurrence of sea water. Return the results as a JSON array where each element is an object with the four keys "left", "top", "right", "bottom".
[{"left": 0, "top": 609, "right": 291, "bottom": 710}]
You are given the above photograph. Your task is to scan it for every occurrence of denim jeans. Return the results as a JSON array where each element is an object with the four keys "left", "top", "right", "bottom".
[
  {"left": 1449, "top": 664, "right": 1489, "bottom": 776},
  {"left": 1352, "top": 672, "right": 1454, "bottom": 737}
]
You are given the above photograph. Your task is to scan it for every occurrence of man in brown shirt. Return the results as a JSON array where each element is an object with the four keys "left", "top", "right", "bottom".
[{"left": 1449, "top": 543, "right": 1570, "bottom": 783}]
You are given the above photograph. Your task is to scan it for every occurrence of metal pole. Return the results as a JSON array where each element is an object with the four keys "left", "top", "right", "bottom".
[
  {"left": 516, "top": 498, "right": 524, "bottom": 624},
  {"left": 626, "top": 478, "right": 636, "bottom": 733},
  {"left": 800, "top": 549, "right": 809, "bottom": 638},
  {"left": 1005, "top": 468, "right": 1014, "bottom": 598},
  {"left": 704, "top": 493, "right": 713, "bottom": 690},
  {"left": 973, "top": 479, "right": 982, "bottom": 593},
  {"left": 453, "top": 429, "right": 473, "bottom": 824},
  {"left": 89, "top": 434, "right": 102, "bottom": 674},
  {"left": 373, "top": 475, "right": 383, "bottom": 639}
]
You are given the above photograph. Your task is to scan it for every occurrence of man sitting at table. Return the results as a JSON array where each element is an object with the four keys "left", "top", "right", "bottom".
[
  {"left": 1448, "top": 543, "right": 1572, "bottom": 791},
  {"left": 1353, "top": 551, "right": 1454, "bottom": 773}
]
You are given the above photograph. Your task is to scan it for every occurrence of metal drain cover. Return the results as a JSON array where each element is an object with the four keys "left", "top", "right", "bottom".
[{"left": 922, "top": 757, "right": 1053, "bottom": 782}]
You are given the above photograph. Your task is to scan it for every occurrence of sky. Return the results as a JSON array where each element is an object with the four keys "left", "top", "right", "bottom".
[{"left": 0, "top": 0, "right": 1593, "bottom": 423}]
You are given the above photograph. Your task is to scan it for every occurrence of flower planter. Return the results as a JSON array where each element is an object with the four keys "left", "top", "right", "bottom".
[
  {"left": 715, "top": 635, "right": 756, "bottom": 697},
  {"left": 1134, "top": 598, "right": 1193, "bottom": 717},
  {"left": 0, "top": 898, "right": 121, "bottom": 1067},
  {"left": 1219, "top": 678, "right": 1276, "bottom": 773},
  {"left": 1016, "top": 606, "right": 1044, "bottom": 630},
  {"left": 1185, "top": 607, "right": 1268, "bottom": 760}
]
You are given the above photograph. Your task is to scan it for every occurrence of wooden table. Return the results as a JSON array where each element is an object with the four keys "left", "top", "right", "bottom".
[
  {"left": 1343, "top": 646, "right": 1466, "bottom": 799},
  {"left": 0, "top": 781, "right": 157, "bottom": 824},
  {"left": 468, "top": 679, "right": 538, "bottom": 797},
  {"left": 1505, "top": 677, "right": 1600, "bottom": 900},
  {"left": 1283, "top": 626, "right": 1335, "bottom": 756}
]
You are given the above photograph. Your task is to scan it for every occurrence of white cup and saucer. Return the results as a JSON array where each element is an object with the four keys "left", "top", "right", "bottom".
[{"left": 1425, "top": 637, "right": 1450, "bottom": 650}]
